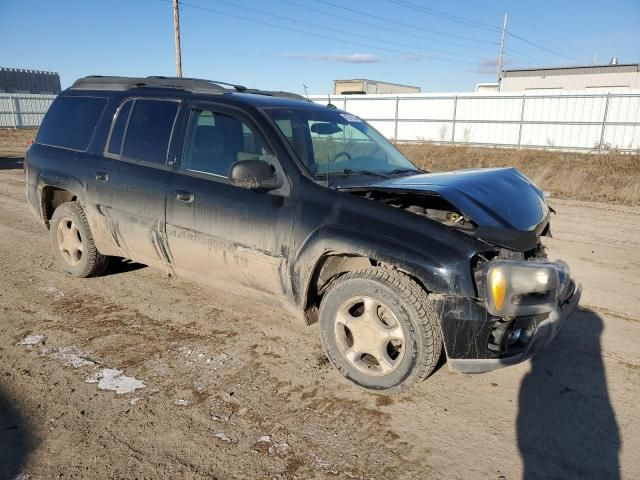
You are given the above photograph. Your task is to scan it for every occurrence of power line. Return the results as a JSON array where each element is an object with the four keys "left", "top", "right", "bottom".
[
  {"left": 389, "top": 0, "right": 501, "bottom": 32},
  {"left": 316, "top": 0, "right": 499, "bottom": 46},
  {"left": 507, "top": 32, "right": 580, "bottom": 62},
  {"left": 386, "top": 0, "right": 580, "bottom": 63},
  {"left": 169, "top": 0, "right": 479, "bottom": 65},
  {"left": 276, "top": 0, "right": 496, "bottom": 53},
  {"left": 452, "top": 0, "right": 504, "bottom": 15},
  {"left": 207, "top": 0, "right": 483, "bottom": 61},
  {"left": 506, "top": 47, "right": 553, "bottom": 66}
]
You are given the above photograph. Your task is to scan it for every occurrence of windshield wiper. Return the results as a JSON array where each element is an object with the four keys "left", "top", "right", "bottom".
[
  {"left": 386, "top": 168, "right": 422, "bottom": 176},
  {"left": 315, "top": 168, "right": 390, "bottom": 180},
  {"left": 338, "top": 168, "right": 390, "bottom": 179}
]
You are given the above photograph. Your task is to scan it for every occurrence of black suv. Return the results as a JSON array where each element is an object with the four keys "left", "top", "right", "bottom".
[{"left": 25, "top": 76, "right": 581, "bottom": 392}]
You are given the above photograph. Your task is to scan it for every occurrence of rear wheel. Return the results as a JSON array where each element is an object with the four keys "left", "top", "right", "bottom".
[
  {"left": 50, "top": 201, "right": 108, "bottom": 277},
  {"left": 319, "top": 267, "right": 442, "bottom": 393}
]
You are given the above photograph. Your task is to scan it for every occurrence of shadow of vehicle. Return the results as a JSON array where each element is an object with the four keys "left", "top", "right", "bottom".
[
  {"left": 517, "top": 309, "right": 620, "bottom": 479},
  {"left": 0, "top": 156, "right": 24, "bottom": 170},
  {"left": 0, "top": 384, "right": 34, "bottom": 479},
  {"left": 102, "top": 257, "right": 147, "bottom": 277}
]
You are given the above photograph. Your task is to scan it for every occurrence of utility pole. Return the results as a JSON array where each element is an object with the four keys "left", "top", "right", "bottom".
[
  {"left": 496, "top": 13, "right": 507, "bottom": 83},
  {"left": 173, "top": 0, "right": 183, "bottom": 78}
]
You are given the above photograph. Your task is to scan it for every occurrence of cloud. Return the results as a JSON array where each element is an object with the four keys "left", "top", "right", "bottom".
[
  {"left": 403, "top": 54, "right": 422, "bottom": 63},
  {"left": 476, "top": 57, "right": 514, "bottom": 74},
  {"left": 283, "top": 53, "right": 383, "bottom": 64}
]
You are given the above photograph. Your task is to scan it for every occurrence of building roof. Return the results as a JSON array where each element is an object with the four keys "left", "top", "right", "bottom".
[
  {"left": 503, "top": 63, "right": 640, "bottom": 77},
  {"left": 334, "top": 78, "right": 421, "bottom": 89}
]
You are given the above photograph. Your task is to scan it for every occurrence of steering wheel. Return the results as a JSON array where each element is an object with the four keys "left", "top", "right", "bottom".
[{"left": 328, "top": 151, "right": 352, "bottom": 163}]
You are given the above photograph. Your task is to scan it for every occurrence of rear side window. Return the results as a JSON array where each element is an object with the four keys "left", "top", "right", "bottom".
[
  {"left": 122, "top": 99, "right": 179, "bottom": 164},
  {"left": 37, "top": 96, "right": 107, "bottom": 151},
  {"left": 105, "top": 100, "right": 133, "bottom": 156}
]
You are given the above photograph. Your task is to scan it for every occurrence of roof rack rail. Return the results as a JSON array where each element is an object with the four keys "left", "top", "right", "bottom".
[
  {"left": 70, "top": 75, "right": 236, "bottom": 94},
  {"left": 242, "top": 89, "right": 310, "bottom": 102},
  {"left": 69, "top": 76, "right": 311, "bottom": 102}
]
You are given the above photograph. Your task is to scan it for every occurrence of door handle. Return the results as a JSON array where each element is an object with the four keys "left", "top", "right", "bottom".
[
  {"left": 176, "top": 190, "right": 195, "bottom": 203},
  {"left": 95, "top": 172, "right": 109, "bottom": 182}
]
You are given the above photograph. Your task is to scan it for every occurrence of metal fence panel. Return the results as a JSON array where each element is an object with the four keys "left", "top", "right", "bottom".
[
  {"left": 3, "top": 91, "right": 640, "bottom": 152},
  {"left": 313, "top": 90, "right": 640, "bottom": 152},
  {"left": 0, "top": 93, "right": 56, "bottom": 128}
]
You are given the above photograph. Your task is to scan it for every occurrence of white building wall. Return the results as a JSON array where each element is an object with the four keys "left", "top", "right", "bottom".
[{"left": 500, "top": 66, "right": 640, "bottom": 91}]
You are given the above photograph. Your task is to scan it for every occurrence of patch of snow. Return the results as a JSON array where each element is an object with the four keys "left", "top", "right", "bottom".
[
  {"left": 257, "top": 435, "right": 272, "bottom": 443},
  {"left": 18, "top": 334, "right": 46, "bottom": 346},
  {"left": 213, "top": 432, "right": 233, "bottom": 443},
  {"left": 174, "top": 399, "right": 190, "bottom": 407},
  {"left": 41, "top": 346, "right": 95, "bottom": 368},
  {"left": 52, "top": 351, "right": 95, "bottom": 368},
  {"left": 273, "top": 442, "right": 291, "bottom": 454},
  {"left": 85, "top": 368, "right": 146, "bottom": 394},
  {"left": 42, "top": 286, "right": 65, "bottom": 300},
  {"left": 206, "top": 353, "right": 231, "bottom": 368}
]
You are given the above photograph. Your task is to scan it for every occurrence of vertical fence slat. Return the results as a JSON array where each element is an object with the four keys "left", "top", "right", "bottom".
[
  {"left": 599, "top": 93, "right": 611, "bottom": 150},
  {"left": 517, "top": 95, "right": 526, "bottom": 148},
  {"left": 451, "top": 95, "right": 458, "bottom": 144},
  {"left": 393, "top": 96, "right": 399, "bottom": 143},
  {"left": 9, "top": 96, "right": 18, "bottom": 129}
]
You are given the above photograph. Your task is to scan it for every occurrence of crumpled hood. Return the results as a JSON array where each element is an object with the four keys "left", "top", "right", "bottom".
[{"left": 343, "top": 167, "right": 551, "bottom": 251}]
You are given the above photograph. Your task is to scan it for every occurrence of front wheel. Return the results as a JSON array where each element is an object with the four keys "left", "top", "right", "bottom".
[
  {"left": 50, "top": 201, "right": 108, "bottom": 278},
  {"left": 319, "top": 267, "right": 442, "bottom": 393}
]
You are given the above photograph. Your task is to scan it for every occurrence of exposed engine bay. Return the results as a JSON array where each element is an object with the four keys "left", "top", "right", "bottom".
[{"left": 347, "top": 189, "right": 475, "bottom": 231}]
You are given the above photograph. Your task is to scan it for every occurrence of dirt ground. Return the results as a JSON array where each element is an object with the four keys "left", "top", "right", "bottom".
[{"left": 1, "top": 154, "right": 639, "bottom": 479}]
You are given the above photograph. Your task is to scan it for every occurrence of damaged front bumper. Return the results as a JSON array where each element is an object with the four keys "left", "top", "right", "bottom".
[{"left": 437, "top": 275, "right": 582, "bottom": 374}]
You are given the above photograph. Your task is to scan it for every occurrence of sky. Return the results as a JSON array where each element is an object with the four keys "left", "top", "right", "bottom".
[{"left": 1, "top": 0, "right": 639, "bottom": 94}]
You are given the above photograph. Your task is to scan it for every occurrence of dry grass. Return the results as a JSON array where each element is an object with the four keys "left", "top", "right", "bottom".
[
  {"left": 399, "top": 143, "right": 640, "bottom": 206},
  {"left": 0, "top": 128, "right": 36, "bottom": 156},
  {"left": 1, "top": 129, "right": 638, "bottom": 205}
]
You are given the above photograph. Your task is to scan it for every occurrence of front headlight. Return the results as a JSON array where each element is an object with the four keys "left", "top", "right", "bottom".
[{"left": 485, "top": 260, "right": 565, "bottom": 316}]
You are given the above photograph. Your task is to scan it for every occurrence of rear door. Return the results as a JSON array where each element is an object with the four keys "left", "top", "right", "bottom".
[
  {"left": 165, "top": 102, "right": 294, "bottom": 295},
  {"left": 90, "top": 97, "right": 180, "bottom": 267}
]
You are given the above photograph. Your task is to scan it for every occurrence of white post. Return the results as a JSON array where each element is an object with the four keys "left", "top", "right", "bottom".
[{"left": 496, "top": 13, "right": 508, "bottom": 83}]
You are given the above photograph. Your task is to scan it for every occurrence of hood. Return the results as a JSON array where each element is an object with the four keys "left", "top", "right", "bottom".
[{"left": 341, "top": 167, "right": 551, "bottom": 251}]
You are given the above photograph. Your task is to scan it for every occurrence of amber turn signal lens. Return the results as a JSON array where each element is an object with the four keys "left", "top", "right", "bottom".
[{"left": 490, "top": 268, "right": 507, "bottom": 313}]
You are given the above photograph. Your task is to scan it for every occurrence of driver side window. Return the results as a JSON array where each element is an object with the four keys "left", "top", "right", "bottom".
[{"left": 183, "top": 109, "right": 271, "bottom": 177}]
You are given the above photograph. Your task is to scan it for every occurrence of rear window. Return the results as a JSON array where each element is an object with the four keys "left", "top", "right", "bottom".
[
  {"left": 122, "top": 99, "right": 179, "bottom": 164},
  {"left": 37, "top": 96, "right": 107, "bottom": 151}
]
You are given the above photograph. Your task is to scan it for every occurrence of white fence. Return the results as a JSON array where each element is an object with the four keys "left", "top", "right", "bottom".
[
  {"left": 0, "top": 93, "right": 56, "bottom": 128},
  {"left": 310, "top": 90, "right": 640, "bottom": 152},
  {"left": 3, "top": 91, "right": 640, "bottom": 152}
]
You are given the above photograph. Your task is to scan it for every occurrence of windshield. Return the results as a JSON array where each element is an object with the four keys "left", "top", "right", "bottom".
[{"left": 265, "top": 107, "right": 419, "bottom": 177}]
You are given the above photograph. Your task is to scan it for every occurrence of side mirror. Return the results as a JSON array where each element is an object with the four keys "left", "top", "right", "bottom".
[{"left": 229, "top": 159, "right": 282, "bottom": 191}]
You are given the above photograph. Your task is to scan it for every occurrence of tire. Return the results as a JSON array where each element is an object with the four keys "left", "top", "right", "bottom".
[
  {"left": 319, "top": 267, "right": 442, "bottom": 393},
  {"left": 50, "top": 201, "right": 109, "bottom": 278}
]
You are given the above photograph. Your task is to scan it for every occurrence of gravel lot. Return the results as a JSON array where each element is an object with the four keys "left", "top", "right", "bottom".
[{"left": 1, "top": 154, "right": 639, "bottom": 479}]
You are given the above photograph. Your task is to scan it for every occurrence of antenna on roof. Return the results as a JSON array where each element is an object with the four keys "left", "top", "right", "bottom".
[
  {"left": 303, "top": 84, "right": 310, "bottom": 101},
  {"left": 327, "top": 93, "right": 336, "bottom": 109}
]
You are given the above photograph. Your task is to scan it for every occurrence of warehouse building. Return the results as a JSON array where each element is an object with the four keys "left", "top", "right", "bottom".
[
  {"left": 334, "top": 79, "right": 421, "bottom": 95},
  {"left": 0, "top": 67, "right": 61, "bottom": 94},
  {"left": 498, "top": 61, "right": 640, "bottom": 92}
]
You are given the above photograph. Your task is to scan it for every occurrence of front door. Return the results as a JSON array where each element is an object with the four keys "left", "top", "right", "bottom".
[{"left": 165, "top": 104, "right": 294, "bottom": 295}]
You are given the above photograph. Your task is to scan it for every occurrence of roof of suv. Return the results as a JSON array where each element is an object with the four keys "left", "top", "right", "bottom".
[{"left": 69, "top": 75, "right": 329, "bottom": 110}]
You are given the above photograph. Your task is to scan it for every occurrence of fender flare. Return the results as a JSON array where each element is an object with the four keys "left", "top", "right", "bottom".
[{"left": 291, "top": 225, "right": 477, "bottom": 310}]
